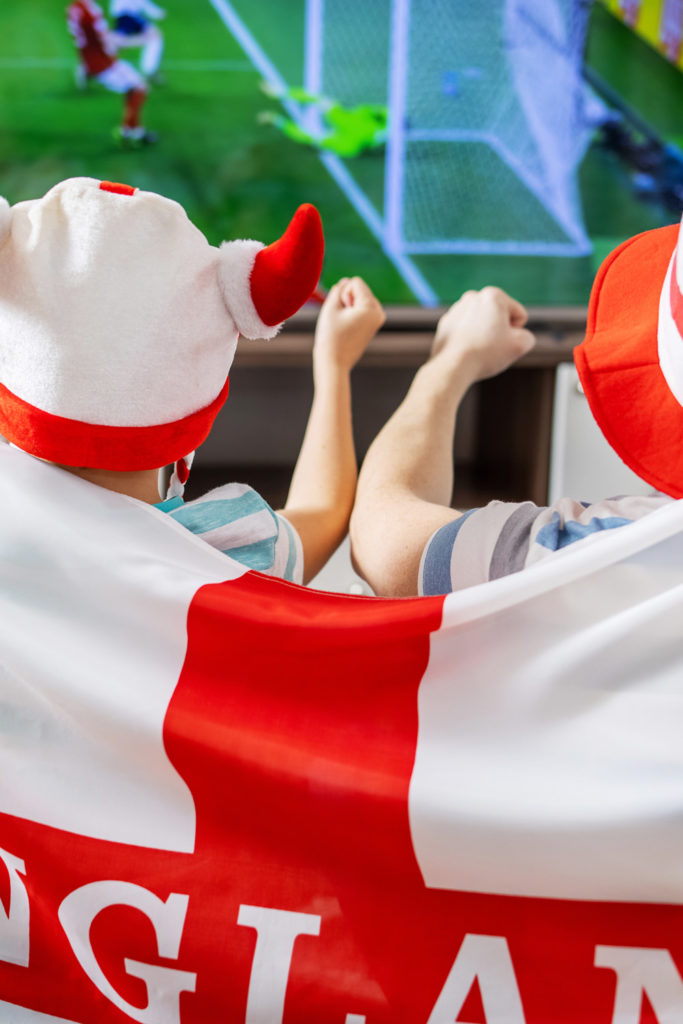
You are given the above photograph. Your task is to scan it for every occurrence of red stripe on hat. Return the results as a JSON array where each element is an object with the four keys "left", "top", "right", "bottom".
[
  {"left": 99, "top": 181, "right": 137, "bottom": 196},
  {"left": 574, "top": 222, "right": 683, "bottom": 498},
  {"left": 670, "top": 252, "right": 683, "bottom": 337},
  {"left": 0, "top": 377, "right": 230, "bottom": 470}
]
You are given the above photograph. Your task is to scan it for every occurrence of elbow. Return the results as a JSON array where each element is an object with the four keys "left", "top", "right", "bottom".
[{"left": 349, "top": 510, "right": 415, "bottom": 598}]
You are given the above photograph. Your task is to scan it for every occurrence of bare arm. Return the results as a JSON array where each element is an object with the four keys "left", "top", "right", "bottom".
[
  {"left": 279, "top": 277, "right": 385, "bottom": 583},
  {"left": 349, "top": 287, "right": 535, "bottom": 597}
]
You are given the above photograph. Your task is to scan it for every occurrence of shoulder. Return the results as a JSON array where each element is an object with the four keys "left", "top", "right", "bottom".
[
  {"left": 164, "top": 482, "right": 279, "bottom": 535},
  {"left": 159, "top": 483, "right": 303, "bottom": 583}
]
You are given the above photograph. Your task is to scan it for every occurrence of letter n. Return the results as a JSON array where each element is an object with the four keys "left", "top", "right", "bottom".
[{"left": 595, "top": 945, "right": 683, "bottom": 1024}]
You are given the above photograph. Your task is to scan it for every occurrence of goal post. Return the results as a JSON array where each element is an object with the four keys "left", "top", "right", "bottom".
[{"left": 306, "top": 0, "right": 595, "bottom": 257}]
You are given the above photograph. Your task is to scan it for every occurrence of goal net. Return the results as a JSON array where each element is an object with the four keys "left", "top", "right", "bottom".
[{"left": 305, "top": 0, "right": 595, "bottom": 256}]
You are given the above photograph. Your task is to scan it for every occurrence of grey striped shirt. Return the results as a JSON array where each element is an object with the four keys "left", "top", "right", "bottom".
[{"left": 419, "top": 493, "right": 672, "bottom": 595}]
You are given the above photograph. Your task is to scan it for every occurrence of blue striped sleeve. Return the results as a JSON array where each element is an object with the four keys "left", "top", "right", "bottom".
[
  {"left": 166, "top": 491, "right": 271, "bottom": 534},
  {"left": 277, "top": 514, "right": 302, "bottom": 583},
  {"left": 156, "top": 485, "right": 288, "bottom": 576},
  {"left": 218, "top": 537, "right": 277, "bottom": 572}
]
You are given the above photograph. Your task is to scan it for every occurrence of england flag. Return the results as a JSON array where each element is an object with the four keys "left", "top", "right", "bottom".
[{"left": 1, "top": 443, "right": 683, "bottom": 1023}]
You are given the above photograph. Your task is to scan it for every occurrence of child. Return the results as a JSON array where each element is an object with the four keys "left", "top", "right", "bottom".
[{"left": 0, "top": 177, "right": 385, "bottom": 584}]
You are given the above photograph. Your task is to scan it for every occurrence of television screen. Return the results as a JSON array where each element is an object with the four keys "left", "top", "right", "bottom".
[{"left": 1, "top": 0, "right": 682, "bottom": 307}]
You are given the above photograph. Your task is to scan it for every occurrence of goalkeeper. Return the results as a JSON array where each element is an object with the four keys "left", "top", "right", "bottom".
[{"left": 258, "top": 83, "right": 387, "bottom": 158}]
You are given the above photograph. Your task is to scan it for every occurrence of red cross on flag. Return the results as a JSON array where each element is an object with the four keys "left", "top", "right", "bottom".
[{"left": 1, "top": 444, "right": 683, "bottom": 1023}]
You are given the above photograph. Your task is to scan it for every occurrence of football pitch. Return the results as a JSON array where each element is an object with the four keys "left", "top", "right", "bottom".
[{"left": 0, "top": 0, "right": 681, "bottom": 307}]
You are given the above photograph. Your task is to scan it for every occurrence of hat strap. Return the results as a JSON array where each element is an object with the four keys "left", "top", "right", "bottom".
[{"left": 166, "top": 452, "right": 194, "bottom": 500}]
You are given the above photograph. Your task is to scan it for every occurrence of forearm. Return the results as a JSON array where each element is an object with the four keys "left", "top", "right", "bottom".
[
  {"left": 350, "top": 356, "right": 472, "bottom": 595},
  {"left": 358, "top": 356, "right": 469, "bottom": 506},
  {"left": 280, "top": 364, "right": 356, "bottom": 581}
]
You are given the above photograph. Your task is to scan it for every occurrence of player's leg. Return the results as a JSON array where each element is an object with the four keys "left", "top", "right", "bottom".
[
  {"left": 259, "top": 81, "right": 326, "bottom": 109},
  {"left": 120, "top": 87, "right": 158, "bottom": 145},
  {"left": 122, "top": 87, "right": 147, "bottom": 130},
  {"left": 257, "top": 111, "right": 316, "bottom": 147},
  {"left": 95, "top": 60, "right": 156, "bottom": 144}
]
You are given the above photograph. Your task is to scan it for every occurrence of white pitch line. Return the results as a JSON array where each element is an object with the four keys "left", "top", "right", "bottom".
[
  {"left": 206, "top": 0, "right": 439, "bottom": 305},
  {"left": 0, "top": 57, "right": 251, "bottom": 72},
  {"left": 0, "top": 58, "right": 71, "bottom": 68}
]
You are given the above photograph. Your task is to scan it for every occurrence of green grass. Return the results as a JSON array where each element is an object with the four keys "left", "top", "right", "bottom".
[
  {"left": 0, "top": 0, "right": 681, "bottom": 308},
  {"left": 0, "top": 0, "right": 412, "bottom": 302}
]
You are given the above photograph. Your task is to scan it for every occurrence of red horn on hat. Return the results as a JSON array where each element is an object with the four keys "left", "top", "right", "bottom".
[{"left": 249, "top": 204, "right": 324, "bottom": 327}]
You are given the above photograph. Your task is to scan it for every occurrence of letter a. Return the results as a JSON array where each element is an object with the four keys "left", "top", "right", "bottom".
[{"left": 427, "top": 934, "right": 527, "bottom": 1024}]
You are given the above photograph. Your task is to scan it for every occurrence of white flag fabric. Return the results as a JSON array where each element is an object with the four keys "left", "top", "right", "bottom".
[{"left": 0, "top": 443, "right": 682, "bottom": 1023}]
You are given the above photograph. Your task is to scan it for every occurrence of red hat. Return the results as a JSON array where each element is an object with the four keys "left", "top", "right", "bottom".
[
  {"left": 0, "top": 178, "right": 324, "bottom": 473},
  {"left": 574, "top": 218, "right": 683, "bottom": 498}
]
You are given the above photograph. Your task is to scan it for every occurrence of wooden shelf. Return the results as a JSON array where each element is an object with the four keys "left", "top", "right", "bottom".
[{"left": 234, "top": 306, "right": 587, "bottom": 369}]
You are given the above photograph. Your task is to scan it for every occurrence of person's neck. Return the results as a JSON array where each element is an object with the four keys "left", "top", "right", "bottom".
[{"left": 59, "top": 465, "right": 164, "bottom": 504}]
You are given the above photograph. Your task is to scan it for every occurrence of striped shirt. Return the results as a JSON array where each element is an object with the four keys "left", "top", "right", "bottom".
[
  {"left": 419, "top": 493, "right": 673, "bottom": 595},
  {"left": 156, "top": 482, "right": 303, "bottom": 584}
]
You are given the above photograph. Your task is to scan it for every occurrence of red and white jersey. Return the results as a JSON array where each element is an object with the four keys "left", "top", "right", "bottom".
[{"left": 66, "top": 0, "right": 116, "bottom": 76}]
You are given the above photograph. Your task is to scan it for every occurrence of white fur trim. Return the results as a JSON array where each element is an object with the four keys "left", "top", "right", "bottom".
[
  {"left": 218, "top": 239, "right": 282, "bottom": 340},
  {"left": 0, "top": 197, "right": 10, "bottom": 244},
  {"left": 657, "top": 250, "right": 683, "bottom": 408}
]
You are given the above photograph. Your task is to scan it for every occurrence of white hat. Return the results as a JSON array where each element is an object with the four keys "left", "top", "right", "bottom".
[{"left": 0, "top": 177, "right": 324, "bottom": 471}]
